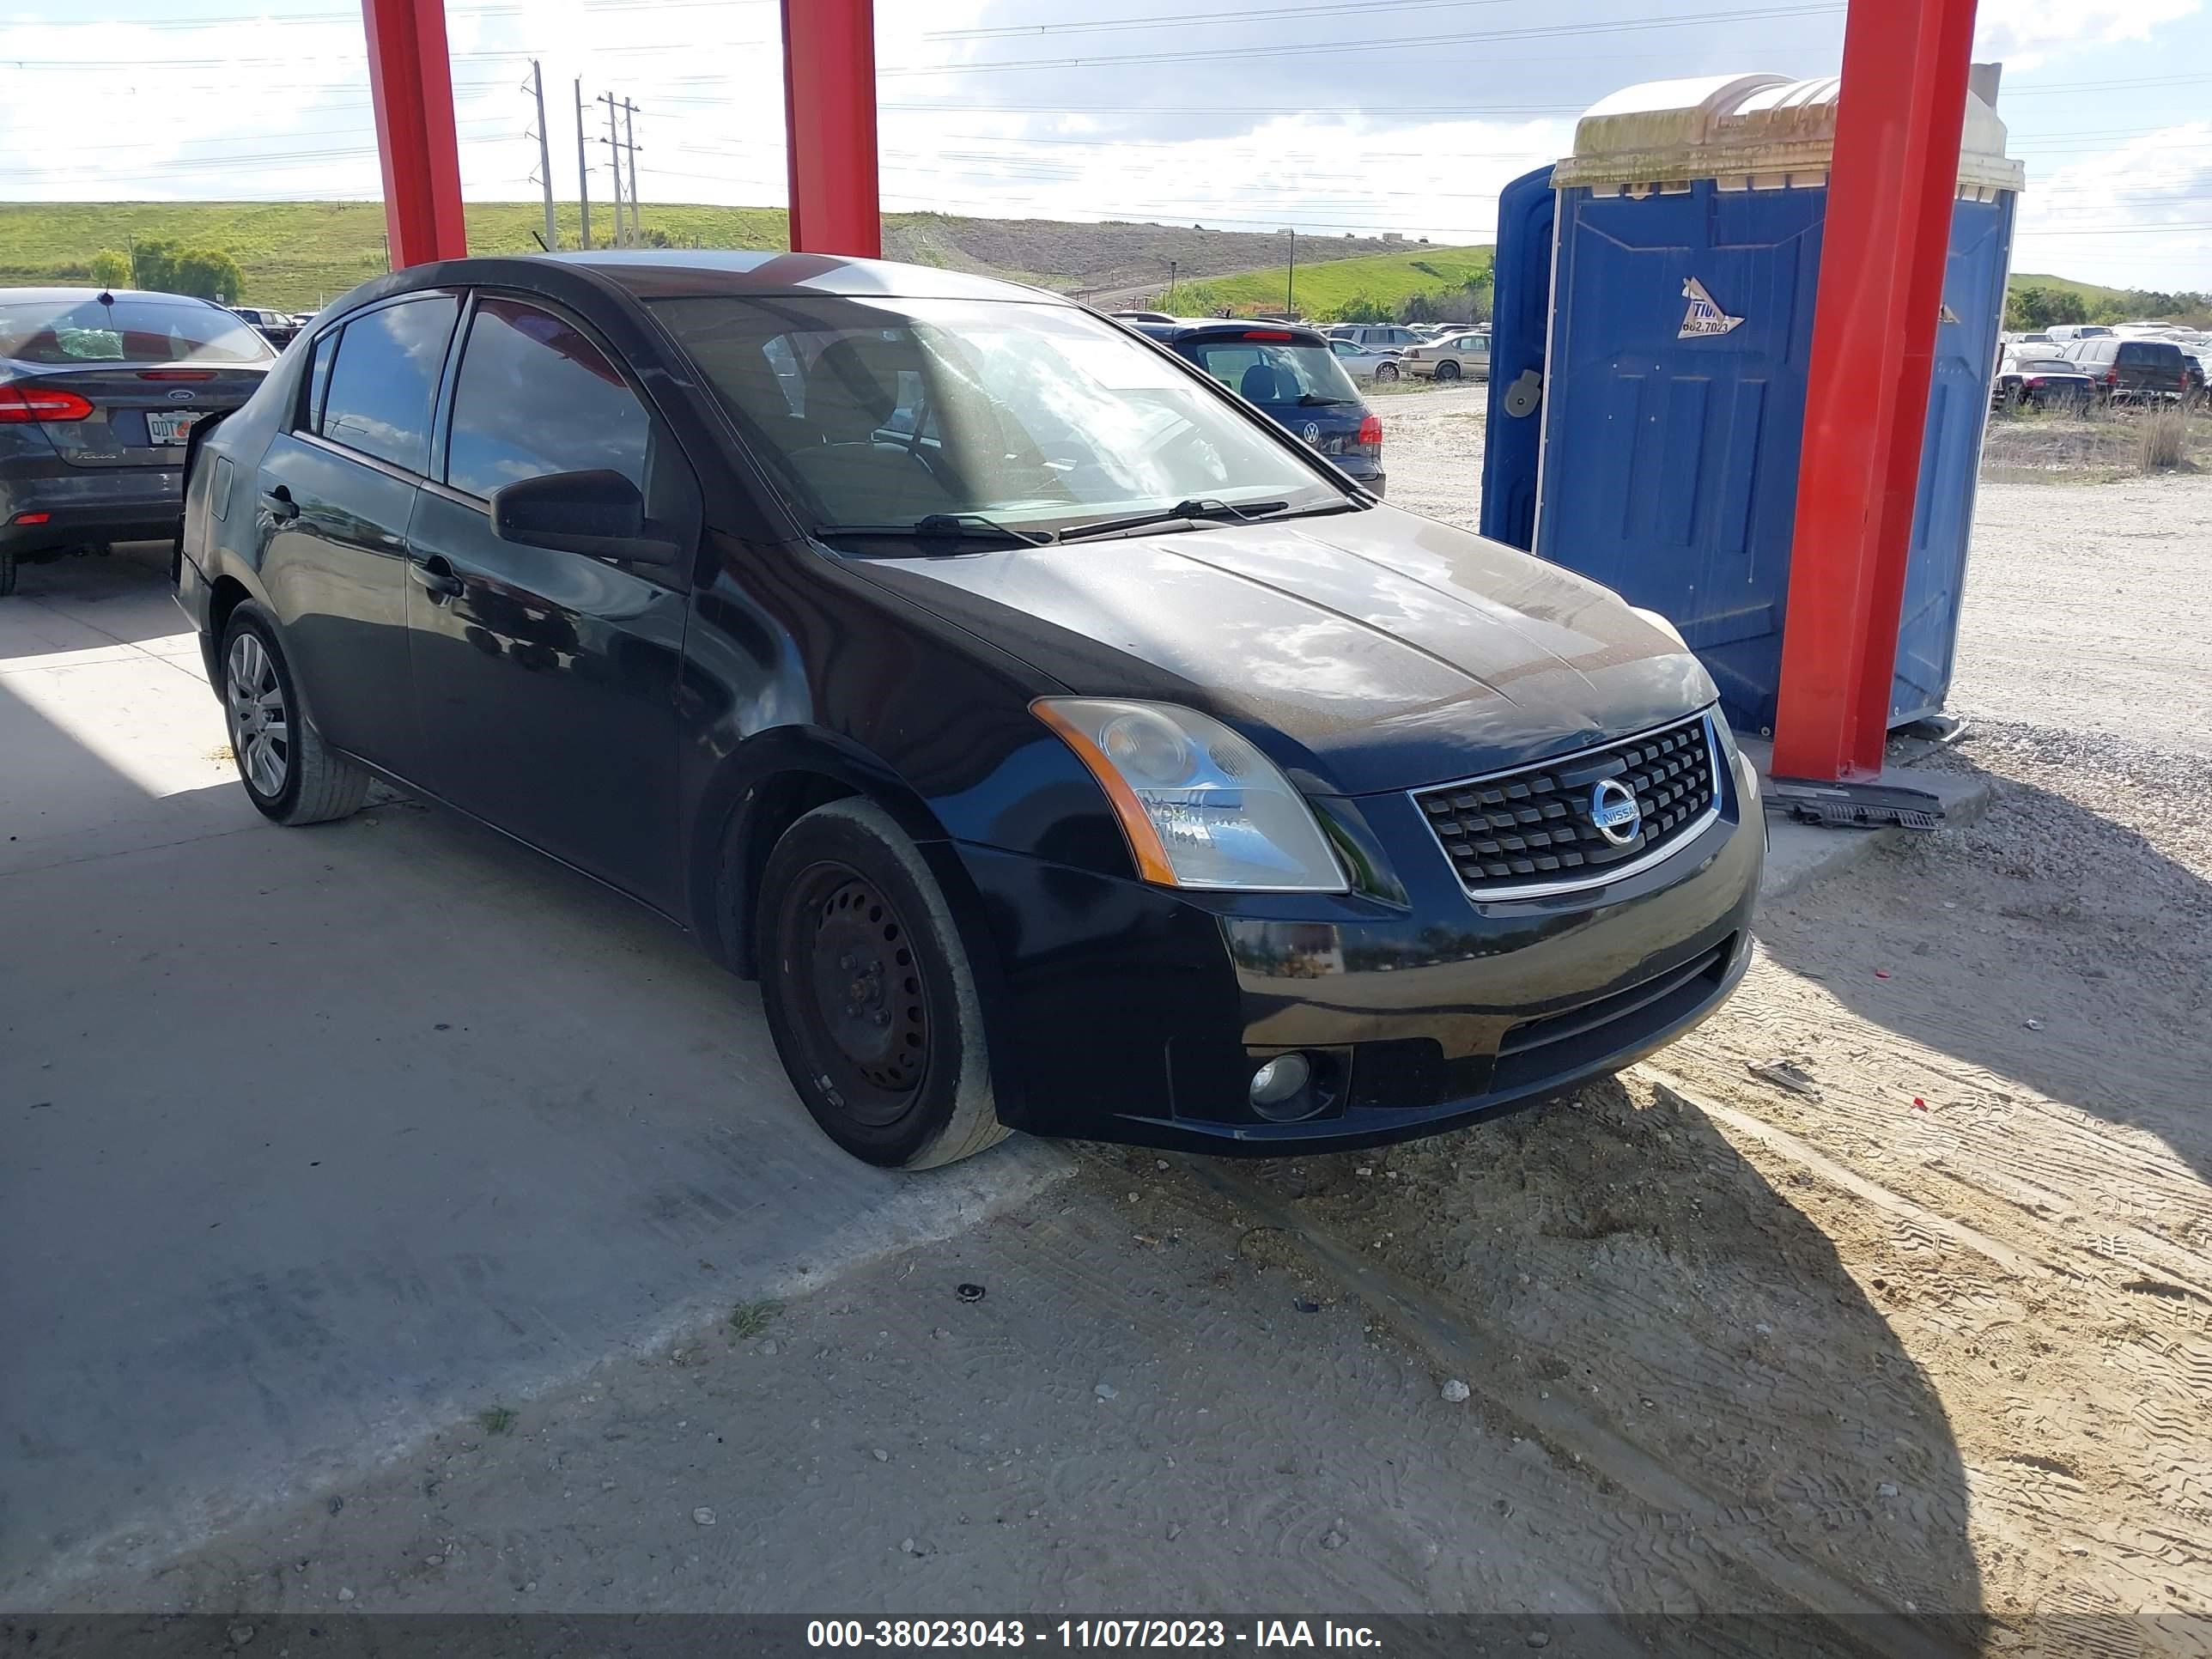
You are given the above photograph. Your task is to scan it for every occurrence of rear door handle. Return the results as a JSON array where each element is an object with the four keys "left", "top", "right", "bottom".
[
  {"left": 262, "top": 484, "right": 300, "bottom": 523},
  {"left": 409, "top": 553, "right": 464, "bottom": 599}
]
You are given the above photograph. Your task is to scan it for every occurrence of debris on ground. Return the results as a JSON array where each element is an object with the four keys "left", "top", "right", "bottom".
[
  {"left": 1746, "top": 1058, "right": 1821, "bottom": 1099},
  {"left": 1441, "top": 1379, "right": 1472, "bottom": 1403}
]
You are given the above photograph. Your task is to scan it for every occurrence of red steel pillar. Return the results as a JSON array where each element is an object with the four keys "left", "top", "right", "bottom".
[
  {"left": 1771, "top": 0, "right": 1979, "bottom": 781},
  {"left": 781, "top": 0, "right": 882, "bottom": 258},
  {"left": 361, "top": 0, "right": 469, "bottom": 267}
]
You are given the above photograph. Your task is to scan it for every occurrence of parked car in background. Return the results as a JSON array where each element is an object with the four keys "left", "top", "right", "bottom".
[
  {"left": 2182, "top": 352, "right": 2207, "bottom": 408},
  {"left": 1134, "top": 318, "right": 1387, "bottom": 495},
  {"left": 1326, "top": 337, "right": 1404, "bottom": 382},
  {"left": 2057, "top": 337, "right": 2191, "bottom": 404},
  {"left": 1399, "top": 330, "right": 1492, "bottom": 382},
  {"left": 178, "top": 252, "right": 1757, "bottom": 1167},
  {"left": 1331, "top": 324, "right": 1426, "bottom": 352},
  {"left": 1991, "top": 349, "right": 2094, "bottom": 412},
  {"left": 2045, "top": 325, "right": 2114, "bottom": 342},
  {"left": 1, "top": 287, "right": 274, "bottom": 596},
  {"left": 230, "top": 307, "right": 301, "bottom": 349}
]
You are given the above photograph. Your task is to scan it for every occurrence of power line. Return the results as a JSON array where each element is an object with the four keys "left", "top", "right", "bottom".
[
  {"left": 928, "top": 0, "right": 1516, "bottom": 40},
  {"left": 878, "top": 6, "right": 1846, "bottom": 76}
]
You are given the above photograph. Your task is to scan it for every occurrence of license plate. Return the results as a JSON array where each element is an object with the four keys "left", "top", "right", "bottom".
[{"left": 147, "top": 410, "right": 202, "bottom": 445}]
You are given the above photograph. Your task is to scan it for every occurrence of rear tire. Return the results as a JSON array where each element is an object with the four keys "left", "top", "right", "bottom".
[
  {"left": 1435, "top": 360, "right": 1462, "bottom": 382},
  {"left": 221, "top": 602, "right": 372, "bottom": 827},
  {"left": 757, "top": 799, "right": 1008, "bottom": 1170},
  {"left": 0, "top": 548, "right": 15, "bottom": 598},
  {"left": 1375, "top": 362, "right": 1400, "bottom": 382}
]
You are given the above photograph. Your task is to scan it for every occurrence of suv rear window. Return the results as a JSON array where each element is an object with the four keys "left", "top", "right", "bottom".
[
  {"left": 2116, "top": 342, "right": 2183, "bottom": 367},
  {"left": 0, "top": 296, "right": 272, "bottom": 365}
]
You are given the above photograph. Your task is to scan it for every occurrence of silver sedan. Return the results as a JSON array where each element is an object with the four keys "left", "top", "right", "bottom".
[{"left": 1326, "top": 337, "right": 1405, "bottom": 382}]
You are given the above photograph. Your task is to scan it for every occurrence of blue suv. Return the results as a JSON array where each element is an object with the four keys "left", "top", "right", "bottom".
[{"left": 1129, "top": 319, "right": 1385, "bottom": 497}]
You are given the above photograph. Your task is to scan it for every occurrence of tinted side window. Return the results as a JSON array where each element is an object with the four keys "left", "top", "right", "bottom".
[
  {"left": 303, "top": 330, "right": 338, "bottom": 430},
  {"left": 319, "top": 295, "right": 459, "bottom": 473},
  {"left": 446, "top": 298, "right": 652, "bottom": 497}
]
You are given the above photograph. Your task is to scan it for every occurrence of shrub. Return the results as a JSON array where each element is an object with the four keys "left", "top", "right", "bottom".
[
  {"left": 2137, "top": 404, "right": 2187, "bottom": 472},
  {"left": 88, "top": 249, "right": 131, "bottom": 288}
]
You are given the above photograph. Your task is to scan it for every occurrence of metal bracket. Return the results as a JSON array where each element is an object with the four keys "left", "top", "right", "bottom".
[
  {"left": 1764, "top": 778, "right": 1944, "bottom": 831},
  {"left": 1502, "top": 368, "right": 1543, "bottom": 418}
]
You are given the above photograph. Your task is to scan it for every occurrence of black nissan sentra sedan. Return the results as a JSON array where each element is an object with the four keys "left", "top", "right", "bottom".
[{"left": 176, "top": 252, "right": 1760, "bottom": 1169}]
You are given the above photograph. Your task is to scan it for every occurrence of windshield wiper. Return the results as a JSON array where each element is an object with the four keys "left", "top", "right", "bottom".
[
  {"left": 1297, "top": 394, "right": 1357, "bottom": 406},
  {"left": 812, "top": 512, "right": 1057, "bottom": 550},
  {"left": 1055, "top": 497, "right": 1291, "bottom": 544}
]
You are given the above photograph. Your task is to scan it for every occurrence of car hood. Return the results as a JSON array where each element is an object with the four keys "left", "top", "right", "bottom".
[{"left": 846, "top": 505, "right": 1718, "bottom": 797}]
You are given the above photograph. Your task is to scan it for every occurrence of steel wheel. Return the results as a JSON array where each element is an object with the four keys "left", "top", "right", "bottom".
[
  {"left": 1435, "top": 360, "right": 1462, "bottom": 382},
  {"left": 783, "top": 863, "right": 931, "bottom": 1127},
  {"left": 226, "top": 630, "right": 289, "bottom": 799}
]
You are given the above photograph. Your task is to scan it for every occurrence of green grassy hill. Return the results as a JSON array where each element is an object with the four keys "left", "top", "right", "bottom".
[
  {"left": 0, "top": 202, "right": 789, "bottom": 310},
  {"left": 1175, "top": 246, "right": 1494, "bottom": 320},
  {"left": 0, "top": 201, "right": 1425, "bottom": 313}
]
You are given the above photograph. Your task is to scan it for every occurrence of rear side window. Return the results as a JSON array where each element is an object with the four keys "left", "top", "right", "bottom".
[
  {"left": 0, "top": 296, "right": 270, "bottom": 366},
  {"left": 304, "top": 330, "right": 338, "bottom": 430},
  {"left": 2116, "top": 342, "right": 2181, "bottom": 368},
  {"left": 445, "top": 298, "right": 651, "bottom": 497},
  {"left": 319, "top": 294, "right": 459, "bottom": 474}
]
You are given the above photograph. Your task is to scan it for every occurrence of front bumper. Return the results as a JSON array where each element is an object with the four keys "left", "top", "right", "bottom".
[{"left": 957, "top": 747, "right": 1764, "bottom": 1155}]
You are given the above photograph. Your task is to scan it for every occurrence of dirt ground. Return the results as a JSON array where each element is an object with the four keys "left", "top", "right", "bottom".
[{"left": 23, "top": 399, "right": 2212, "bottom": 1644}]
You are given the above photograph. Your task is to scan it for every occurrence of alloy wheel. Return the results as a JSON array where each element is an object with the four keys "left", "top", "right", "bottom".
[{"left": 226, "top": 631, "right": 289, "bottom": 798}]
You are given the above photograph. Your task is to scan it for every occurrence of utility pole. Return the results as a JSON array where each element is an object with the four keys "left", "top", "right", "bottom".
[
  {"left": 602, "top": 92, "right": 626, "bottom": 247},
  {"left": 623, "top": 99, "right": 641, "bottom": 243},
  {"left": 529, "top": 61, "right": 556, "bottom": 253},
  {"left": 574, "top": 78, "right": 592, "bottom": 250},
  {"left": 1283, "top": 228, "right": 1297, "bottom": 319},
  {"left": 1160, "top": 257, "right": 1177, "bottom": 310}
]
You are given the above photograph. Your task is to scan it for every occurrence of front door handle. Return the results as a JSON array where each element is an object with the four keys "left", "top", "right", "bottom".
[
  {"left": 263, "top": 484, "right": 300, "bottom": 523},
  {"left": 409, "top": 553, "right": 464, "bottom": 599}
]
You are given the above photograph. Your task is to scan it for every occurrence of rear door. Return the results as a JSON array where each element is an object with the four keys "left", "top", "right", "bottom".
[
  {"left": 404, "top": 292, "right": 696, "bottom": 908},
  {"left": 256, "top": 291, "right": 460, "bottom": 775}
]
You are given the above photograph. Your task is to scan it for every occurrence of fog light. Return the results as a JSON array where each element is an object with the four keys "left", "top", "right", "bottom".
[{"left": 1249, "top": 1054, "right": 1312, "bottom": 1109}]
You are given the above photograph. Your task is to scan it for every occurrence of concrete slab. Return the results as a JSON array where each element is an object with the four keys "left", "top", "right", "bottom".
[
  {"left": 0, "top": 552, "right": 1068, "bottom": 1606},
  {"left": 1746, "top": 737, "right": 1995, "bottom": 902}
]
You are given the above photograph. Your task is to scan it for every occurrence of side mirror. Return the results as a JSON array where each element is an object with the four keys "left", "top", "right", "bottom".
[{"left": 489, "top": 469, "right": 684, "bottom": 566}]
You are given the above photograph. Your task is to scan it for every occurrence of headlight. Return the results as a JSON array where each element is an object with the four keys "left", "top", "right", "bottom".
[
  {"left": 1709, "top": 702, "right": 1741, "bottom": 760},
  {"left": 1629, "top": 605, "right": 1686, "bottom": 648},
  {"left": 1032, "top": 698, "right": 1348, "bottom": 893}
]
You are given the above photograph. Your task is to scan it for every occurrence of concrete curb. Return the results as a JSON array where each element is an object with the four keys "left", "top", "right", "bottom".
[{"left": 1751, "top": 744, "right": 1997, "bottom": 903}]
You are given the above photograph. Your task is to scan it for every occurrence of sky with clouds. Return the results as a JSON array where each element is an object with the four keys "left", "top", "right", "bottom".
[{"left": 3, "top": 0, "right": 2207, "bottom": 291}]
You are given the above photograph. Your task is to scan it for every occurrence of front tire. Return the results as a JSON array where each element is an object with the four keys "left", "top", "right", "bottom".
[
  {"left": 757, "top": 799, "right": 1008, "bottom": 1170},
  {"left": 221, "top": 602, "right": 371, "bottom": 826},
  {"left": 1435, "top": 360, "right": 1462, "bottom": 382}
]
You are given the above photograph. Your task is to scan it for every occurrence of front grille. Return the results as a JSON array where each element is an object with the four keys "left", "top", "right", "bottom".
[{"left": 1413, "top": 712, "right": 1720, "bottom": 896}]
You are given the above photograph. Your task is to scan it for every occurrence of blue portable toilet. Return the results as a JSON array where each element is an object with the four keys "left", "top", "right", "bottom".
[{"left": 1486, "top": 74, "right": 2022, "bottom": 735}]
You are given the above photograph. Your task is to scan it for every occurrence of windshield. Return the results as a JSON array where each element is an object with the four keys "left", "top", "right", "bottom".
[
  {"left": 653, "top": 295, "right": 1345, "bottom": 535},
  {"left": 1175, "top": 337, "right": 1363, "bottom": 406},
  {"left": 0, "top": 296, "right": 273, "bottom": 366}
]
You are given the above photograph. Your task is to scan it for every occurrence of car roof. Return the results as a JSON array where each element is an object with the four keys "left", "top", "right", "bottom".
[
  {"left": 0, "top": 285, "right": 232, "bottom": 307},
  {"left": 316, "top": 250, "right": 1075, "bottom": 328},
  {"left": 1132, "top": 317, "right": 1332, "bottom": 347}
]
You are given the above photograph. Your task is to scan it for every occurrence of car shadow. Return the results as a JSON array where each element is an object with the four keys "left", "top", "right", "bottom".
[
  {"left": 0, "top": 541, "right": 191, "bottom": 655},
  {"left": 1749, "top": 740, "right": 2212, "bottom": 1194},
  {"left": 1194, "top": 1071, "right": 1985, "bottom": 1640}
]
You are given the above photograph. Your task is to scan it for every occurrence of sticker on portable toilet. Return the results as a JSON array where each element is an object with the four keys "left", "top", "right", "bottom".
[{"left": 1678, "top": 276, "right": 1743, "bottom": 339}]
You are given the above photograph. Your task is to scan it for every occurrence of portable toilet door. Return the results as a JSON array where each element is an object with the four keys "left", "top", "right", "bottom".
[
  {"left": 1530, "top": 73, "right": 2022, "bottom": 736},
  {"left": 1479, "top": 165, "right": 1557, "bottom": 552}
]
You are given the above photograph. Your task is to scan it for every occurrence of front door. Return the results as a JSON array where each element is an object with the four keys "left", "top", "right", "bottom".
[{"left": 404, "top": 294, "right": 697, "bottom": 911}]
